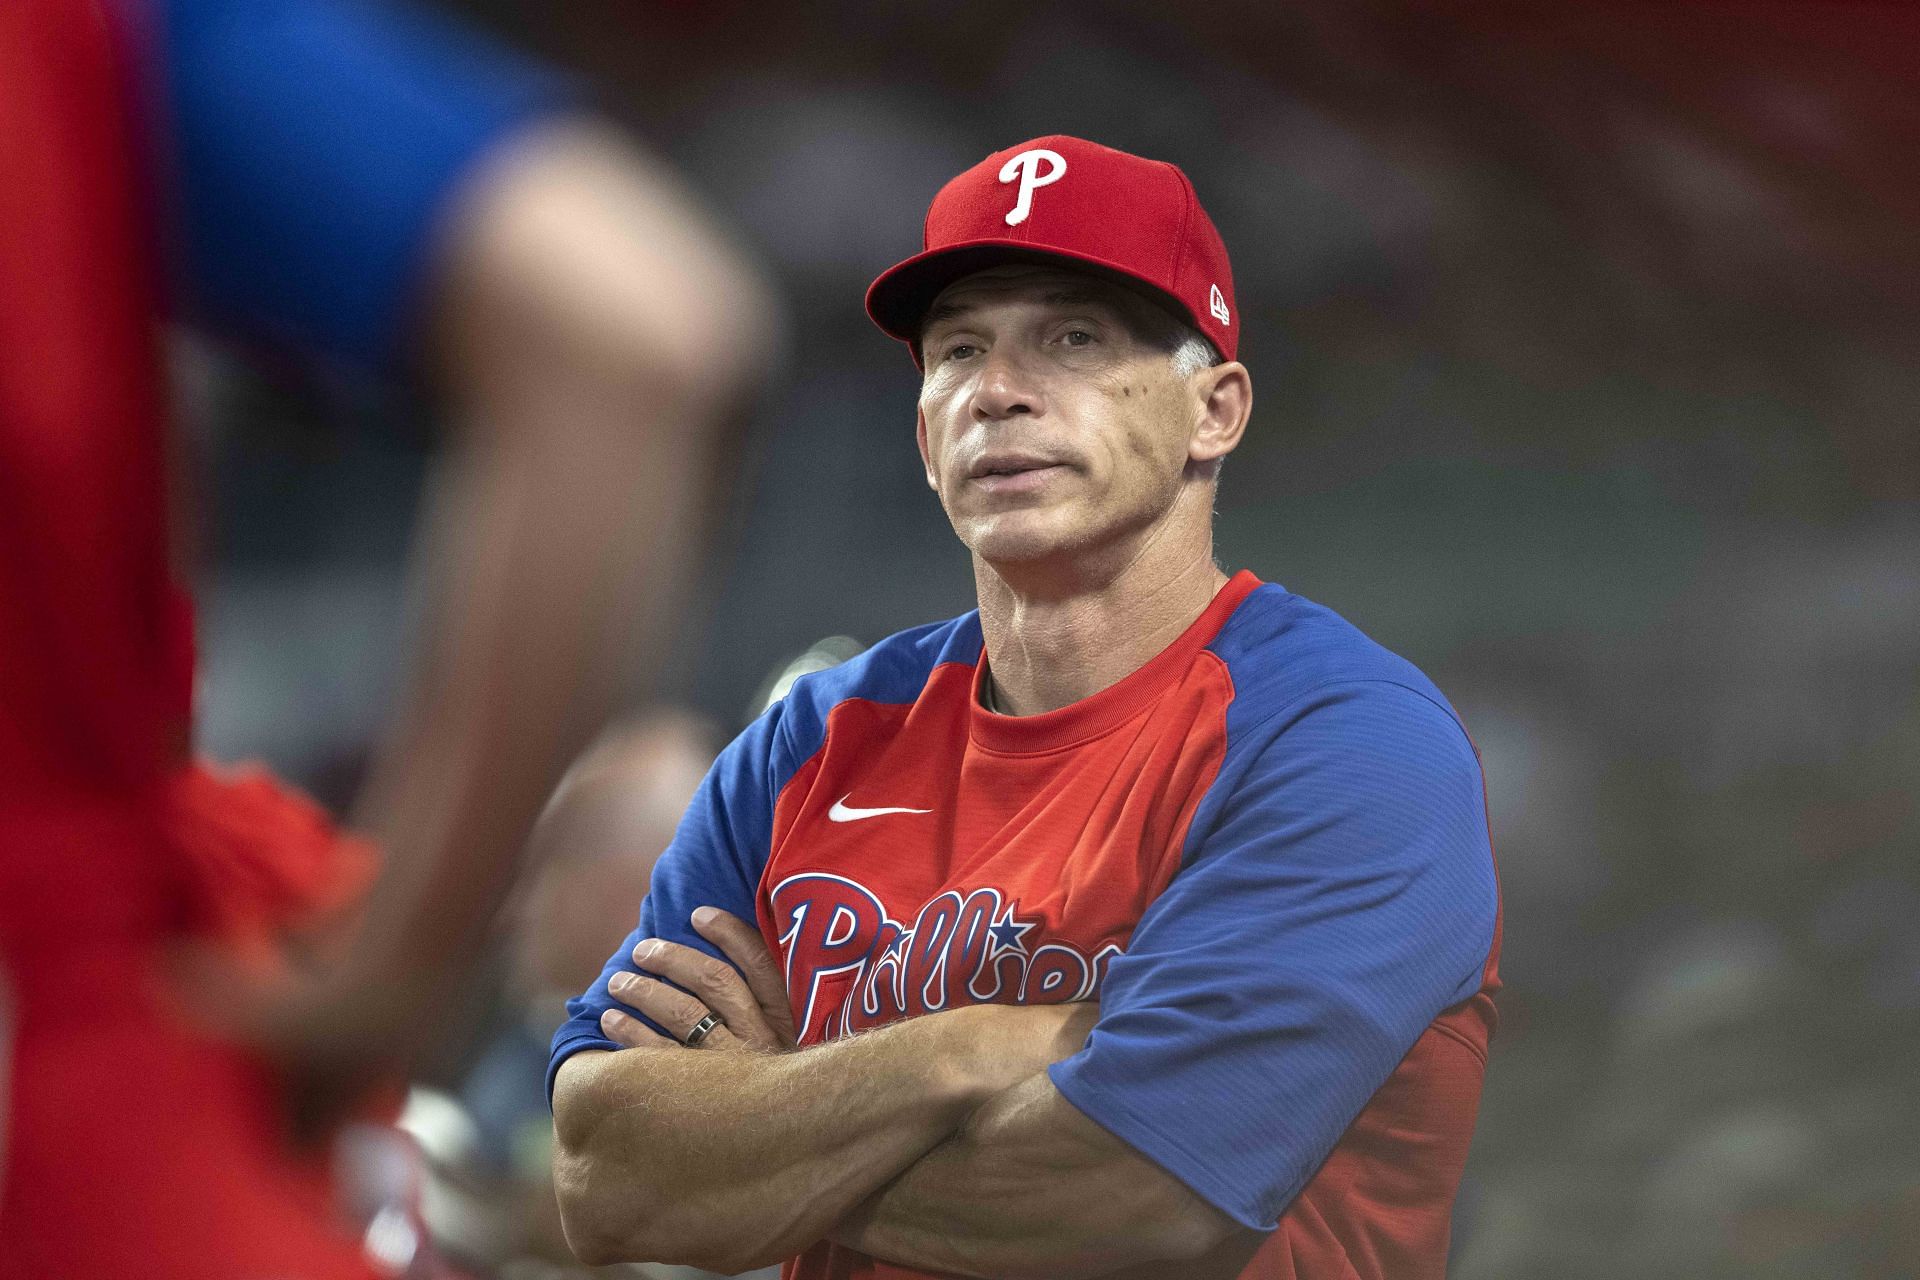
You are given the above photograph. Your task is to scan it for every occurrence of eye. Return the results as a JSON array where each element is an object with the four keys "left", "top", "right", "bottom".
[
  {"left": 940, "top": 342, "right": 979, "bottom": 364},
  {"left": 1061, "top": 328, "right": 1096, "bottom": 348}
]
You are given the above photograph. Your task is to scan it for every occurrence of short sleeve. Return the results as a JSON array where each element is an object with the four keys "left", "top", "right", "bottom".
[
  {"left": 545, "top": 701, "right": 789, "bottom": 1103},
  {"left": 159, "top": 0, "right": 572, "bottom": 365},
  {"left": 1048, "top": 680, "right": 1499, "bottom": 1230}
]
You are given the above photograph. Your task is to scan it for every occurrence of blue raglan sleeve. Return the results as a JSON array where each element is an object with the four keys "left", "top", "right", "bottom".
[
  {"left": 1047, "top": 679, "right": 1499, "bottom": 1230},
  {"left": 160, "top": 0, "right": 571, "bottom": 365},
  {"left": 546, "top": 701, "right": 791, "bottom": 1103}
]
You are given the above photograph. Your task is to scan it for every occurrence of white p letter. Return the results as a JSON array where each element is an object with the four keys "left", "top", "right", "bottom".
[{"left": 998, "top": 148, "right": 1067, "bottom": 227}]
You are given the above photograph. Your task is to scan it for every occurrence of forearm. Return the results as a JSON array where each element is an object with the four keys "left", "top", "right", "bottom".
[
  {"left": 336, "top": 123, "right": 773, "bottom": 1040},
  {"left": 339, "top": 380, "right": 716, "bottom": 1024},
  {"left": 834, "top": 1072, "right": 1244, "bottom": 1280},
  {"left": 552, "top": 1005, "right": 1053, "bottom": 1273}
]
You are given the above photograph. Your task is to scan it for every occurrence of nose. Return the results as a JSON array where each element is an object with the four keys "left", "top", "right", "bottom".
[{"left": 969, "top": 345, "right": 1044, "bottom": 423}]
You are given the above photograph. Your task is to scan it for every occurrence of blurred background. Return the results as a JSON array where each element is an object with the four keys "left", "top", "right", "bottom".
[{"left": 179, "top": 3, "right": 1919, "bottom": 1277}]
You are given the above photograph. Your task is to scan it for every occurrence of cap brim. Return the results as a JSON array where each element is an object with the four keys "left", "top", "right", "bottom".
[{"left": 865, "top": 239, "right": 1202, "bottom": 352}]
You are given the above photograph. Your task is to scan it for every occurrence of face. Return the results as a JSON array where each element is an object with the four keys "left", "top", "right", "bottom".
[{"left": 915, "top": 266, "right": 1219, "bottom": 570}]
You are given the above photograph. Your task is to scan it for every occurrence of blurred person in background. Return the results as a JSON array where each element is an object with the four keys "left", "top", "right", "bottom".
[
  {"left": 0, "top": 1, "right": 772, "bottom": 1278},
  {"left": 515, "top": 715, "right": 720, "bottom": 1036},
  {"left": 454, "top": 714, "right": 717, "bottom": 1259},
  {"left": 548, "top": 135, "right": 1500, "bottom": 1280},
  {"left": 426, "top": 711, "right": 793, "bottom": 1280}
]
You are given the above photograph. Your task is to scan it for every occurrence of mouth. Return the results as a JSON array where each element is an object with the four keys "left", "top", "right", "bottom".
[
  {"left": 966, "top": 461, "right": 1068, "bottom": 497},
  {"left": 967, "top": 454, "right": 1065, "bottom": 481}
]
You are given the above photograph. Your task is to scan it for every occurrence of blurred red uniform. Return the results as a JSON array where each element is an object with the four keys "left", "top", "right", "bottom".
[{"left": 3, "top": 4, "right": 380, "bottom": 1276}]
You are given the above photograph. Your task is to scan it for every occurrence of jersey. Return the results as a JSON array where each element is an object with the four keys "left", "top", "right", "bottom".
[{"left": 551, "top": 571, "right": 1504, "bottom": 1280}]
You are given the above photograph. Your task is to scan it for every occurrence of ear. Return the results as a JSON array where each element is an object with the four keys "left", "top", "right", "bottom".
[
  {"left": 915, "top": 402, "right": 939, "bottom": 491},
  {"left": 1188, "top": 362, "right": 1251, "bottom": 467}
]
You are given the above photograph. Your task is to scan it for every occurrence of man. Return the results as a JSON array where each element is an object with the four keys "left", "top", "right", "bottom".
[
  {"left": 549, "top": 135, "right": 1502, "bottom": 1280},
  {"left": 0, "top": 1, "right": 770, "bottom": 1276}
]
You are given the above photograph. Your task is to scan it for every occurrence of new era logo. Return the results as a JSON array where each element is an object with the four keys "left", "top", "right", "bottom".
[{"left": 1209, "top": 283, "right": 1230, "bottom": 325}]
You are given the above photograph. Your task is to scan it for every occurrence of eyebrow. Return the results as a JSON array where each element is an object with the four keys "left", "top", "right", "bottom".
[{"left": 921, "top": 288, "right": 1121, "bottom": 334}]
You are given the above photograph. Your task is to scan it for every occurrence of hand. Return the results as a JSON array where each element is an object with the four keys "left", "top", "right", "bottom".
[
  {"left": 154, "top": 759, "right": 403, "bottom": 1140},
  {"left": 599, "top": 906, "right": 796, "bottom": 1052},
  {"left": 164, "top": 943, "right": 421, "bottom": 1142}
]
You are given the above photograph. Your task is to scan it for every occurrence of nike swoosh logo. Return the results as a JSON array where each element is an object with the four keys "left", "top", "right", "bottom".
[{"left": 828, "top": 795, "right": 933, "bottom": 823}]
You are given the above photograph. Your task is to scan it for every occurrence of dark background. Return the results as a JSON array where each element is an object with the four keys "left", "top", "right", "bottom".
[{"left": 184, "top": 5, "right": 1920, "bottom": 1276}]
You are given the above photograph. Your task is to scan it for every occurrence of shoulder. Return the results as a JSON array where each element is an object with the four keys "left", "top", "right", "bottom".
[
  {"left": 1184, "top": 585, "right": 1493, "bottom": 890},
  {"left": 1209, "top": 582, "right": 1467, "bottom": 745},
  {"left": 162, "top": 0, "right": 570, "bottom": 363}
]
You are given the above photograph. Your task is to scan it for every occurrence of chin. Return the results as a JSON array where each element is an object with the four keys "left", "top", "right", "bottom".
[{"left": 961, "top": 511, "right": 1096, "bottom": 566}]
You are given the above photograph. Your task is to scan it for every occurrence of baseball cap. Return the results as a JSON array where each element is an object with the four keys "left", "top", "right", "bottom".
[{"left": 865, "top": 135, "right": 1237, "bottom": 362}]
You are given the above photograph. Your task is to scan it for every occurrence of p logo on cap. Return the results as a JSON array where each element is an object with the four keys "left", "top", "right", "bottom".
[{"left": 999, "top": 148, "right": 1067, "bottom": 227}]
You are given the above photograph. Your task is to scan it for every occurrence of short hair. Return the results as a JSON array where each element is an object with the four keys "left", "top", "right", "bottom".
[
  {"left": 1116, "top": 288, "right": 1222, "bottom": 377},
  {"left": 1155, "top": 317, "right": 1229, "bottom": 485},
  {"left": 1169, "top": 328, "right": 1223, "bottom": 379}
]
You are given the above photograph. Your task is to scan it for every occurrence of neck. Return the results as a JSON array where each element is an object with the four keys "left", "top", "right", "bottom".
[{"left": 973, "top": 509, "right": 1227, "bottom": 716}]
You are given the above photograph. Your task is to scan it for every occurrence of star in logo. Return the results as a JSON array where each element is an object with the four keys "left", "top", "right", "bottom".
[{"left": 986, "top": 903, "right": 1036, "bottom": 960}]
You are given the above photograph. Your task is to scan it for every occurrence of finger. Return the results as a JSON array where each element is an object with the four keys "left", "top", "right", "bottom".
[
  {"left": 631, "top": 938, "right": 780, "bottom": 1050},
  {"left": 690, "top": 908, "right": 797, "bottom": 1046},
  {"left": 608, "top": 971, "right": 741, "bottom": 1050},
  {"left": 600, "top": 1007, "right": 671, "bottom": 1049}
]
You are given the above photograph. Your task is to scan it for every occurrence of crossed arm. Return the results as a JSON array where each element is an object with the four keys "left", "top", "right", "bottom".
[{"left": 550, "top": 911, "right": 1254, "bottom": 1278}]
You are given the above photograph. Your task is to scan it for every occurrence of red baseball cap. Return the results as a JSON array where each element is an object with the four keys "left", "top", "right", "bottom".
[{"left": 866, "top": 135, "right": 1238, "bottom": 362}]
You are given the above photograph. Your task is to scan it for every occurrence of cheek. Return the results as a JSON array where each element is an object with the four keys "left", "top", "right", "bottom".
[
  {"left": 916, "top": 414, "right": 944, "bottom": 478},
  {"left": 1144, "top": 386, "right": 1199, "bottom": 466},
  {"left": 1123, "top": 418, "right": 1162, "bottom": 465},
  {"left": 1111, "top": 399, "right": 1183, "bottom": 482},
  {"left": 925, "top": 424, "right": 959, "bottom": 484}
]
